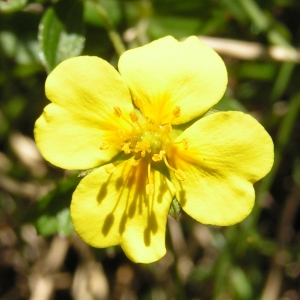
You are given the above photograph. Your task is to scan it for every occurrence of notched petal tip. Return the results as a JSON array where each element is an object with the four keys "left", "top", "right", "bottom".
[
  {"left": 119, "top": 35, "right": 228, "bottom": 125},
  {"left": 36, "top": 55, "right": 135, "bottom": 170},
  {"left": 169, "top": 111, "right": 273, "bottom": 226}
]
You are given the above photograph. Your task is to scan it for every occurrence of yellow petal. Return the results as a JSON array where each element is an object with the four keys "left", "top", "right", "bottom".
[
  {"left": 34, "top": 56, "right": 134, "bottom": 170},
  {"left": 118, "top": 36, "right": 227, "bottom": 125},
  {"left": 71, "top": 160, "right": 176, "bottom": 263},
  {"left": 167, "top": 111, "right": 274, "bottom": 225}
]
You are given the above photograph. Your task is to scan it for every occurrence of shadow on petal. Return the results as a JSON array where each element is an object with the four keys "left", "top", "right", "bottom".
[
  {"left": 116, "top": 176, "right": 124, "bottom": 191},
  {"left": 143, "top": 213, "right": 159, "bottom": 247},
  {"left": 128, "top": 198, "right": 137, "bottom": 218},
  {"left": 102, "top": 213, "right": 114, "bottom": 236},
  {"left": 149, "top": 213, "right": 158, "bottom": 234},
  {"left": 97, "top": 172, "right": 114, "bottom": 203},
  {"left": 157, "top": 174, "right": 170, "bottom": 203},
  {"left": 144, "top": 227, "right": 151, "bottom": 247},
  {"left": 97, "top": 182, "right": 108, "bottom": 203},
  {"left": 178, "top": 188, "right": 187, "bottom": 206},
  {"left": 119, "top": 212, "right": 127, "bottom": 234}
]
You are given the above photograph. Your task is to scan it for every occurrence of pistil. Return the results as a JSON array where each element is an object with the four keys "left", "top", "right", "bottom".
[{"left": 100, "top": 106, "right": 187, "bottom": 191}]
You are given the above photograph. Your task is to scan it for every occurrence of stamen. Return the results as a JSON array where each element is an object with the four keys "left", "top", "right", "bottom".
[
  {"left": 105, "top": 164, "right": 116, "bottom": 174},
  {"left": 133, "top": 98, "right": 143, "bottom": 109},
  {"left": 148, "top": 118, "right": 155, "bottom": 125},
  {"left": 173, "top": 138, "right": 189, "bottom": 150},
  {"left": 122, "top": 143, "right": 131, "bottom": 154},
  {"left": 162, "top": 156, "right": 176, "bottom": 172},
  {"left": 169, "top": 106, "right": 182, "bottom": 124},
  {"left": 161, "top": 124, "right": 172, "bottom": 134},
  {"left": 114, "top": 107, "right": 134, "bottom": 128},
  {"left": 117, "top": 130, "right": 129, "bottom": 140},
  {"left": 173, "top": 106, "right": 181, "bottom": 118},
  {"left": 163, "top": 156, "right": 186, "bottom": 181},
  {"left": 134, "top": 141, "right": 151, "bottom": 157},
  {"left": 99, "top": 141, "right": 109, "bottom": 150},
  {"left": 114, "top": 106, "right": 122, "bottom": 118},
  {"left": 152, "top": 150, "right": 166, "bottom": 162},
  {"left": 129, "top": 111, "right": 139, "bottom": 122},
  {"left": 175, "top": 169, "right": 186, "bottom": 181},
  {"left": 152, "top": 154, "right": 162, "bottom": 162},
  {"left": 183, "top": 138, "right": 189, "bottom": 150}
]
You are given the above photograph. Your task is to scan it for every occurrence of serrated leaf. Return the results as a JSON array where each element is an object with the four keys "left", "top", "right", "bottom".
[
  {"left": 0, "top": 0, "right": 27, "bottom": 13},
  {"left": 38, "top": 0, "right": 85, "bottom": 72}
]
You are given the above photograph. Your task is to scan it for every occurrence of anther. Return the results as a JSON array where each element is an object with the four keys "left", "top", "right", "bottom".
[
  {"left": 105, "top": 164, "right": 116, "bottom": 174},
  {"left": 99, "top": 141, "right": 109, "bottom": 150},
  {"left": 175, "top": 169, "right": 186, "bottom": 181},
  {"left": 163, "top": 156, "right": 186, "bottom": 181},
  {"left": 161, "top": 124, "right": 172, "bottom": 134},
  {"left": 173, "top": 106, "right": 181, "bottom": 118},
  {"left": 122, "top": 143, "right": 131, "bottom": 154},
  {"left": 133, "top": 98, "right": 143, "bottom": 109},
  {"left": 148, "top": 118, "right": 155, "bottom": 125},
  {"left": 134, "top": 142, "right": 151, "bottom": 157},
  {"left": 183, "top": 139, "right": 189, "bottom": 150},
  {"left": 117, "top": 130, "right": 128, "bottom": 140},
  {"left": 114, "top": 106, "right": 122, "bottom": 118},
  {"left": 152, "top": 154, "right": 162, "bottom": 162},
  {"left": 129, "top": 111, "right": 139, "bottom": 122},
  {"left": 152, "top": 150, "right": 166, "bottom": 162},
  {"left": 173, "top": 138, "right": 189, "bottom": 150}
]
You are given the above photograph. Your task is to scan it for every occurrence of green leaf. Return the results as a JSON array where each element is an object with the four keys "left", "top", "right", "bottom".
[
  {"left": 0, "top": 0, "right": 27, "bottom": 13},
  {"left": 56, "top": 208, "right": 74, "bottom": 236},
  {"left": 38, "top": 0, "right": 85, "bottom": 72},
  {"left": 29, "top": 175, "right": 80, "bottom": 237},
  {"left": 213, "top": 96, "right": 248, "bottom": 112},
  {"left": 84, "top": 0, "right": 121, "bottom": 27},
  {"left": 230, "top": 267, "right": 253, "bottom": 299},
  {"left": 36, "top": 214, "right": 58, "bottom": 236},
  {"left": 35, "top": 208, "right": 74, "bottom": 237},
  {"left": 148, "top": 16, "right": 202, "bottom": 39}
]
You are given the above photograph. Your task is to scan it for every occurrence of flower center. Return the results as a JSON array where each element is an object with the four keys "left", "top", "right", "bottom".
[
  {"left": 100, "top": 106, "right": 187, "bottom": 195},
  {"left": 126, "top": 123, "right": 170, "bottom": 161},
  {"left": 139, "top": 131, "right": 161, "bottom": 153}
]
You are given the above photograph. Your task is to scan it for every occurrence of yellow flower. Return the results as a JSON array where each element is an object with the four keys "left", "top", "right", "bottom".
[{"left": 34, "top": 36, "right": 274, "bottom": 263}]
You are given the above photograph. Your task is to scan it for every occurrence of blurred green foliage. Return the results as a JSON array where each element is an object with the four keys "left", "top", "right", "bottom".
[{"left": 0, "top": 0, "right": 300, "bottom": 299}]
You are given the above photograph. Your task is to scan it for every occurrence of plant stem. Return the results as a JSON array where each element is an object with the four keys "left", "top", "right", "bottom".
[{"left": 93, "top": 0, "right": 126, "bottom": 56}]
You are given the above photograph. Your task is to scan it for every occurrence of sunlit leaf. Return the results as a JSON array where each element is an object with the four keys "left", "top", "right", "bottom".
[
  {"left": 230, "top": 267, "right": 253, "bottom": 299},
  {"left": 30, "top": 175, "right": 80, "bottom": 237},
  {"left": 38, "top": 0, "right": 85, "bottom": 72},
  {"left": 0, "top": 0, "right": 27, "bottom": 13}
]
